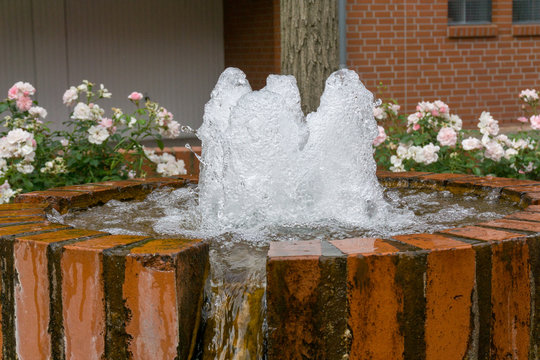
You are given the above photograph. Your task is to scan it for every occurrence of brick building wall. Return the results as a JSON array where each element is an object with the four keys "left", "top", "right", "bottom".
[
  {"left": 224, "top": 0, "right": 539, "bottom": 126},
  {"left": 223, "top": 0, "right": 280, "bottom": 90},
  {"left": 347, "top": 0, "right": 540, "bottom": 127}
]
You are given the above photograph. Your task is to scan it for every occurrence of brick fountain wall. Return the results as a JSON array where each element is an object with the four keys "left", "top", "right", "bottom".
[
  {"left": 0, "top": 169, "right": 538, "bottom": 358},
  {"left": 267, "top": 171, "right": 540, "bottom": 359},
  {"left": 0, "top": 175, "right": 207, "bottom": 359}
]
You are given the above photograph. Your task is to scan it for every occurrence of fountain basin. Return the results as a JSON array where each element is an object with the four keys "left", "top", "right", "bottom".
[
  {"left": 0, "top": 171, "right": 537, "bottom": 359},
  {"left": 0, "top": 175, "right": 207, "bottom": 360},
  {"left": 267, "top": 171, "right": 540, "bottom": 360}
]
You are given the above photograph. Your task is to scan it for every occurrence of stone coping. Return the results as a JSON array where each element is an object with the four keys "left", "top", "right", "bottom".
[
  {"left": 0, "top": 174, "right": 206, "bottom": 359},
  {"left": 266, "top": 171, "right": 540, "bottom": 360}
]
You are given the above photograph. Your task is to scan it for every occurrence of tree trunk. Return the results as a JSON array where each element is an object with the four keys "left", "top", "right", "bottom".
[{"left": 280, "top": 0, "right": 339, "bottom": 114}]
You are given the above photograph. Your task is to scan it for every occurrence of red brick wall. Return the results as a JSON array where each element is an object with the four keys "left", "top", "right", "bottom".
[
  {"left": 223, "top": 0, "right": 281, "bottom": 90},
  {"left": 346, "top": 0, "right": 540, "bottom": 127},
  {"left": 223, "top": 0, "right": 539, "bottom": 126}
]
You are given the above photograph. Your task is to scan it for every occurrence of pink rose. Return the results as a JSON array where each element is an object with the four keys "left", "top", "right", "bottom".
[
  {"left": 517, "top": 116, "right": 529, "bottom": 123},
  {"left": 531, "top": 115, "right": 540, "bottom": 130},
  {"left": 16, "top": 96, "right": 32, "bottom": 111},
  {"left": 436, "top": 127, "right": 457, "bottom": 147},
  {"left": 128, "top": 92, "right": 143, "bottom": 102},
  {"left": 431, "top": 109, "right": 439, "bottom": 116},
  {"left": 413, "top": 123, "right": 421, "bottom": 131},
  {"left": 7, "top": 85, "right": 18, "bottom": 100},
  {"left": 372, "top": 126, "right": 387, "bottom": 147},
  {"left": 99, "top": 117, "right": 114, "bottom": 128}
]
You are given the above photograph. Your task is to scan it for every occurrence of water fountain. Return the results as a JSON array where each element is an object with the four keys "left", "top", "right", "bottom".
[{"left": 1, "top": 68, "right": 538, "bottom": 359}]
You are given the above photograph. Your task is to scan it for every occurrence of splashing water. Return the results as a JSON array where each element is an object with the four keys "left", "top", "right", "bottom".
[
  {"left": 198, "top": 68, "right": 412, "bottom": 233},
  {"left": 59, "top": 68, "right": 518, "bottom": 359}
]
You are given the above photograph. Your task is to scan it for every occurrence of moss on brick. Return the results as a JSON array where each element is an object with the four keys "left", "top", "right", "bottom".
[{"left": 394, "top": 251, "right": 427, "bottom": 360}]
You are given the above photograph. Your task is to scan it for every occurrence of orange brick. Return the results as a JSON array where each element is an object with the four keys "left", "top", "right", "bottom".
[
  {"left": 478, "top": 219, "right": 540, "bottom": 233},
  {"left": 0, "top": 216, "right": 44, "bottom": 225},
  {"left": 61, "top": 235, "right": 148, "bottom": 360},
  {"left": 13, "top": 229, "right": 106, "bottom": 360},
  {"left": 0, "top": 202, "right": 49, "bottom": 210},
  {"left": 393, "top": 233, "right": 470, "bottom": 250},
  {"left": 490, "top": 240, "right": 531, "bottom": 358},
  {"left": 330, "top": 237, "right": 399, "bottom": 255},
  {"left": 0, "top": 222, "right": 69, "bottom": 237},
  {"left": 425, "top": 247, "right": 475, "bottom": 359},
  {"left": 266, "top": 257, "right": 322, "bottom": 359},
  {"left": 0, "top": 208, "right": 45, "bottom": 217},
  {"left": 347, "top": 254, "right": 404, "bottom": 359},
  {"left": 505, "top": 211, "right": 540, "bottom": 222},
  {"left": 124, "top": 238, "right": 208, "bottom": 360},
  {"left": 440, "top": 226, "right": 524, "bottom": 242}
]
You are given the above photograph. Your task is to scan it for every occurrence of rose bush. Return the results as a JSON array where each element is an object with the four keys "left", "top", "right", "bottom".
[
  {"left": 0, "top": 80, "right": 187, "bottom": 203},
  {"left": 374, "top": 89, "right": 539, "bottom": 180}
]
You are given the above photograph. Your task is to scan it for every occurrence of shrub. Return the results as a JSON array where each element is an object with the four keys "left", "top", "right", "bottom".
[
  {"left": 0, "top": 81, "right": 187, "bottom": 203},
  {"left": 374, "top": 90, "right": 539, "bottom": 180}
]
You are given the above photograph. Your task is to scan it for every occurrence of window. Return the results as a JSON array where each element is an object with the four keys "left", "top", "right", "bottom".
[
  {"left": 448, "top": 0, "right": 492, "bottom": 24},
  {"left": 513, "top": 0, "right": 540, "bottom": 23}
]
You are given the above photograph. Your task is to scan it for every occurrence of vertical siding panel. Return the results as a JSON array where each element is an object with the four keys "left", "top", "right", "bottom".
[
  {"left": 1, "top": 0, "right": 224, "bottom": 132},
  {"left": 65, "top": 0, "right": 224, "bottom": 133},
  {"left": 31, "top": 0, "right": 70, "bottom": 129},
  {"left": 0, "top": 0, "right": 36, "bottom": 91}
]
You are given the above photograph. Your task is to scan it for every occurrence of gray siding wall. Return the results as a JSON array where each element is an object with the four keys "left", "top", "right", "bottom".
[{"left": 0, "top": 0, "right": 224, "bottom": 135}]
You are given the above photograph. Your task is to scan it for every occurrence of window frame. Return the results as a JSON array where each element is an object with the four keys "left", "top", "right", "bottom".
[
  {"left": 448, "top": 0, "right": 493, "bottom": 25},
  {"left": 513, "top": 0, "right": 540, "bottom": 23}
]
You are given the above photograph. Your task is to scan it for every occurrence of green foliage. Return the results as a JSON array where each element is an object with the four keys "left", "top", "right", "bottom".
[
  {"left": 373, "top": 94, "right": 539, "bottom": 180},
  {"left": 0, "top": 81, "right": 186, "bottom": 203}
]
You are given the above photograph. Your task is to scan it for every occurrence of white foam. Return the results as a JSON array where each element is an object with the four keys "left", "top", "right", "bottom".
[{"left": 197, "top": 68, "right": 413, "bottom": 233}]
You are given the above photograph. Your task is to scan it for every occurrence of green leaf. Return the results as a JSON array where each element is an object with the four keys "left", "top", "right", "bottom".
[
  {"left": 0, "top": 102, "right": 8, "bottom": 113},
  {"left": 156, "top": 139, "right": 164, "bottom": 151}
]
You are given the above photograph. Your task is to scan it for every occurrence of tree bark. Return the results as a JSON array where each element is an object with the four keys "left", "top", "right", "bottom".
[{"left": 280, "top": 0, "right": 339, "bottom": 114}]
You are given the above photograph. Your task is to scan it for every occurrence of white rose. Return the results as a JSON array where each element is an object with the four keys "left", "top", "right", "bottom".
[
  {"left": 449, "top": 114, "right": 462, "bottom": 131},
  {"left": 504, "top": 148, "right": 518, "bottom": 160},
  {"left": 156, "top": 158, "right": 187, "bottom": 176},
  {"left": 397, "top": 144, "right": 409, "bottom": 158},
  {"left": 421, "top": 143, "right": 440, "bottom": 165},
  {"left": 511, "top": 138, "right": 529, "bottom": 150},
  {"left": 0, "top": 181, "right": 17, "bottom": 204},
  {"left": 436, "top": 127, "right": 457, "bottom": 147},
  {"left": 484, "top": 141, "right": 505, "bottom": 162},
  {"left": 6, "top": 129, "right": 32, "bottom": 145},
  {"left": 128, "top": 117, "right": 137, "bottom": 128},
  {"left": 29, "top": 106, "right": 47, "bottom": 119},
  {"left": 19, "top": 144, "right": 35, "bottom": 156},
  {"left": 390, "top": 155, "right": 405, "bottom": 172},
  {"left": 89, "top": 104, "right": 104, "bottom": 121},
  {"left": 461, "top": 137, "right": 483, "bottom": 151},
  {"left": 478, "top": 111, "right": 499, "bottom": 136},
  {"left": 72, "top": 103, "right": 92, "bottom": 120},
  {"left": 159, "top": 120, "right": 181, "bottom": 138},
  {"left": 408, "top": 146, "right": 424, "bottom": 163},
  {"left": 373, "top": 107, "right": 386, "bottom": 120},
  {"left": 63, "top": 87, "right": 78, "bottom": 106},
  {"left": 16, "top": 163, "right": 34, "bottom": 174},
  {"left": 88, "top": 125, "right": 109, "bottom": 145}
]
